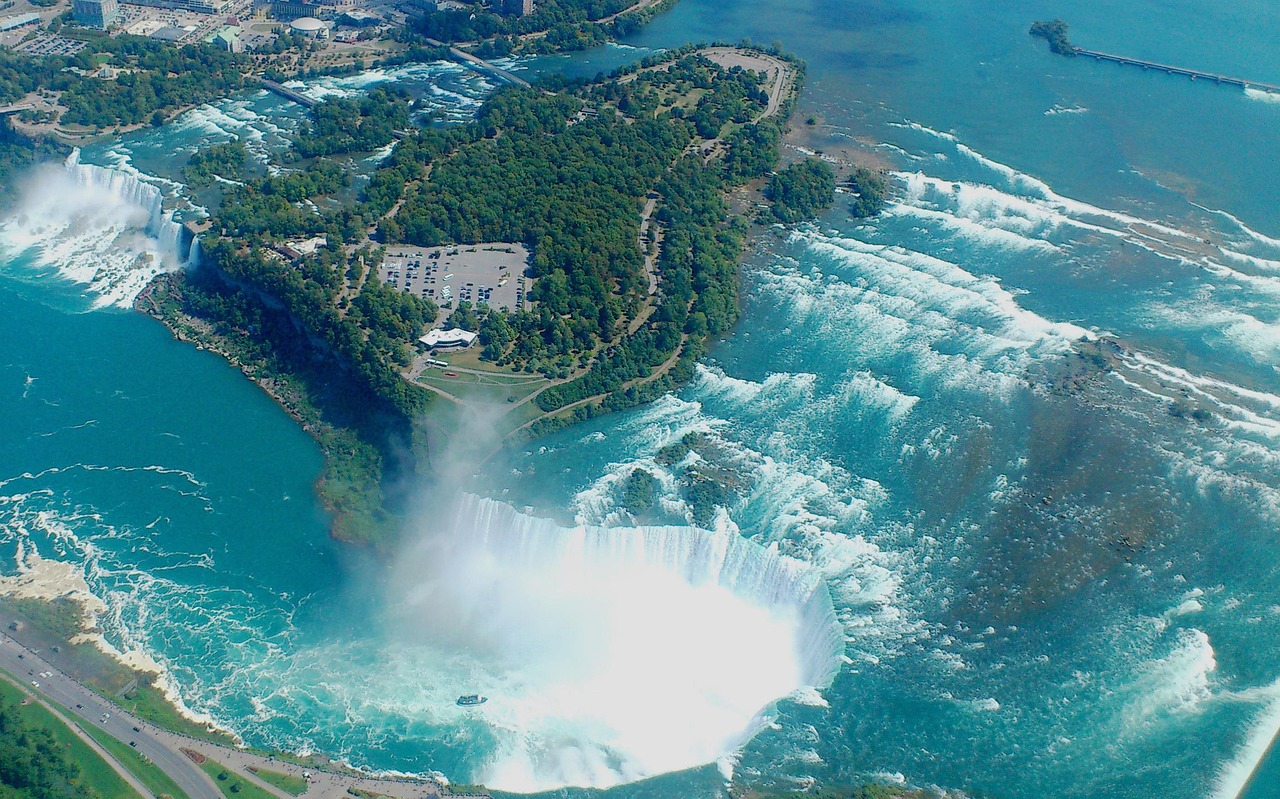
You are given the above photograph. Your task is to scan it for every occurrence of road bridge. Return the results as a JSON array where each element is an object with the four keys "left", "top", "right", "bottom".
[{"left": 1074, "top": 48, "right": 1280, "bottom": 94}]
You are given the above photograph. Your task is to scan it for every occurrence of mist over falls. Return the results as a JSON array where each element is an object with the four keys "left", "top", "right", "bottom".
[
  {"left": 386, "top": 494, "right": 844, "bottom": 791},
  {"left": 0, "top": 150, "right": 195, "bottom": 308}
]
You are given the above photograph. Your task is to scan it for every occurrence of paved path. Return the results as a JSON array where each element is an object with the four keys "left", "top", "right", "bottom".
[{"left": 0, "top": 672, "right": 156, "bottom": 799}]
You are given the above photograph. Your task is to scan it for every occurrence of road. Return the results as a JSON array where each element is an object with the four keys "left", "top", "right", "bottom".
[
  {"left": 0, "top": 629, "right": 450, "bottom": 799},
  {"left": 0, "top": 633, "right": 222, "bottom": 799},
  {"left": 0, "top": 671, "right": 157, "bottom": 799}
]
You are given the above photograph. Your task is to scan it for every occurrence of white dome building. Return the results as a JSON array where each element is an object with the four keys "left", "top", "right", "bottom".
[{"left": 289, "top": 16, "right": 328, "bottom": 38}]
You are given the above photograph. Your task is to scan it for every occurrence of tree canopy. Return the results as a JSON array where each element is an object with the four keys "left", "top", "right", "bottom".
[
  {"left": 766, "top": 158, "right": 836, "bottom": 223},
  {"left": 0, "top": 696, "right": 101, "bottom": 799}
]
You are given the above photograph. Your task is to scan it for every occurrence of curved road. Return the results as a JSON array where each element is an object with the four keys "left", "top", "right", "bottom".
[{"left": 0, "top": 629, "right": 451, "bottom": 799}]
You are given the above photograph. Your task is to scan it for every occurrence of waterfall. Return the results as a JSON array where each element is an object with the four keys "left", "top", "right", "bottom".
[
  {"left": 0, "top": 149, "right": 202, "bottom": 308},
  {"left": 394, "top": 493, "right": 848, "bottom": 790},
  {"left": 62, "top": 149, "right": 194, "bottom": 267},
  {"left": 456, "top": 494, "right": 845, "bottom": 689}
]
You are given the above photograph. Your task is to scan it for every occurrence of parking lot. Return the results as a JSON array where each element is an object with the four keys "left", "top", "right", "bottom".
[
  {"left": 379, "top": 243, "right": 532, "bottom": 313},
  {"left": 10, "top": 32, "right": 85, "bottom": 55}
]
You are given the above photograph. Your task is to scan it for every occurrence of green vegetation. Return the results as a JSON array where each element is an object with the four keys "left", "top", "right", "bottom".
[
  {"left": 0, "top": 599, "right": 229, "bottom": 749},
  {"left": 249, "top": 768, "right": 306, "bottom": 796},
  {"left": 248, "top": 767, "right": 306, "bottom": 796},
  {"left": 846, "top": 165, "right": 888, "bottom": 218},
  {"left": 74, "top": 717, "right": 190, "bottom": 799},
  {"left": 141, "top": 265, "right": 425, "bottom": 545},
  {"left": 1030, "top": 19, "right": 1076, "bottom": 56},
  {"left": 620, "top": 468, "right": 659, "bottom": 515},
  {"left": 294, "top": 88, "right": 411, "bottom": 158},
  {"left": 387, "top": 87, "right": 690, "bottom": 378},
  {"left": 765, "top": 157, "right": 836, "bottom": 223},
  {"left": 649, "top": 431, "right": 748, "bottom": 524},
  {"left": 57, "top": 38, "right": 249, "bottom": 129},
  {"left": 182, "top": 141, "right": 248, "bottom": 188},
  {"left": 198, "top": 758, "right": 276, "bottom": 799},
  {"left": 111, "top": 681, "right": 221, "bottom": 745},
  {"left": 0, "top": 678, "right": 137, "bottom": 799},
  {"left": 411, "top": 0, "right": 645, "bottom": 53},
  {"left": 0, "top": 35, "right": 248, "bottom": 133},
  {"left": 0, "top": 48, "right": 60, "bottom": 105},
  {"left": 163, "top": 46, "right": 800, "bottom": 540}
]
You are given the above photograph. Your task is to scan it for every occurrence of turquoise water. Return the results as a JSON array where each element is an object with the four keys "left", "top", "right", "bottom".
[{"left": 4, "top": 1, "right": 1280, "bottom": 796}]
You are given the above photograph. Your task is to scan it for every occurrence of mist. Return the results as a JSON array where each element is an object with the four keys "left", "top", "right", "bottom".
[
  {"left": 0, "top": 151, "right": 191, "bottom": 307},
  {"left": 381, "top": 481, "right": 843, "bottom": 791}
]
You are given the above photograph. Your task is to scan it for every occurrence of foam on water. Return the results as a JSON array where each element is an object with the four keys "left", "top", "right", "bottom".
[
  {"left": 383, "top": 494, "right": 843, "bottom": 791},
  {"left": 0, "top": 150, "right": 195, "bottom": 308},
  {"left": 1244, "top": 87, "right": 1280, "bottom": 105}
]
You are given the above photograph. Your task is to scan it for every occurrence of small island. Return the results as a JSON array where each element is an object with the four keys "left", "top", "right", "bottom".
[{"left": 1029, "top": 19, "right": 1076, "bottom": 56}]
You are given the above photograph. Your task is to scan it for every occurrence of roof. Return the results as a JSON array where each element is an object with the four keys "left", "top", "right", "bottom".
[
  {"left": 420, "top": 328, "right": 478, "bottom": 348},
  {"left": 289, "top": 15, "right": 325, "bottom": 30},
  {"left": 0, "top": 13, "right": 41, "bottom": 29},
  {"left": 339, "top": 9, "right": 379, "bottom": 20},
  {"left": 150, "top": 26, "right": 187, "bottom": 40}
]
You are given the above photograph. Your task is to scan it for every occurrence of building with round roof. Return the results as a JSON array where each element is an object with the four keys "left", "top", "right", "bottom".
[{"left": 289, "top": 16, "right": 327, "bottom": 38}]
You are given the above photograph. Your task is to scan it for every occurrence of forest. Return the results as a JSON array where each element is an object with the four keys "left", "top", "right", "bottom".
[
  {"left": 293, "top": 87, "right": 412, "bottom": 157},
  {"left": 0, "top": 36, "right": 249, "bottom": 131},
  {"left": 0, "top": 696, "right": 100, "bottom": 799},
  {"left": 57, "top": 38, "right": 248, "bottom": 128},
  {"left": 411, "top": 0, "right": 634, "bottom": 43},
  {"left": 766, "top": 157, "right": 836, "bottom": 223},
  {"left": 847, "top": 165, "right": 889, "bottom": 218},
  {"left": 1030, "top": 19, "right": 1076, "bottom": 56}
]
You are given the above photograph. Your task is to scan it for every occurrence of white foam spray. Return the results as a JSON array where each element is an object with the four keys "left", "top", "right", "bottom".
[
  {"left": 0, "top": 150, "right": 196, "bottom": 308},
  {"left": 389, "top": 494, "right": 844, "bottom": 792}
]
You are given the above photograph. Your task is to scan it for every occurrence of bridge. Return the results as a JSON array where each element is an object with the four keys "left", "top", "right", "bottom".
[
  {"left": 424, "top": 38, "right": 533, "bottom": 89},
  {"left": 0, "top": 104, "right": 33, "bottom": 116},
  {"left": 1073, "top": 48, "right": 1280, "bottom": 94},
  {"left": 257, "top": 77, "right": 318, "bottom": 108}
]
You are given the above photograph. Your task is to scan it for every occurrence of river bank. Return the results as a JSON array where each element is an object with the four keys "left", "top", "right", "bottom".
[{"left": 0, "top": 609, "right": 484, "bottom": 799}]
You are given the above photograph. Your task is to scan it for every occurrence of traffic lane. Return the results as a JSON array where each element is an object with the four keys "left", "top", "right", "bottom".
[{"left": 0, "top": 636, "right": 221, "bottom": 799}]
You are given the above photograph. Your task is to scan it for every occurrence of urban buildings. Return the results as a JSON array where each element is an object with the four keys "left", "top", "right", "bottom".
[
  {"left": 71, "top": 0, "right": 119, "bottom": 30},
  {"left": 498, "top": 0, "right": 533, "bottom": 17},
  {"left": 122, "top": 0, "right": 228, "bottom": 15},
  {"left": 0, "top": 12, "right": 41, "bottom": 31}
]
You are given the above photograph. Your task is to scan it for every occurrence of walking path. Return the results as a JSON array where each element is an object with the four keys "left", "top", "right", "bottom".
[{"left": 0, "top": 633, "right": 221, "bottom": 799}]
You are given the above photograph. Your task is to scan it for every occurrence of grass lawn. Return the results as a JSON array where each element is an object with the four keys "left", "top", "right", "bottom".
[
  {"left": 0, "top": 596, "right": 233, "bottom": 747},
  {"left": 112, "top": 682, "right": 233, "bottom": 746},
  {"left": 0, "top": 677, "right": 142, "bottom": 799},
  {"left": 198, "top": 756, "right": 280, "bottom": 799},
  {"left": 250, "top": 767, "right": 307, "bottom": 796}
]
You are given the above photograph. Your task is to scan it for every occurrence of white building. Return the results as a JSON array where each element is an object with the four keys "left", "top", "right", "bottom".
[{"left": 420, "top": 328, "right": 477, "bottom": 350}]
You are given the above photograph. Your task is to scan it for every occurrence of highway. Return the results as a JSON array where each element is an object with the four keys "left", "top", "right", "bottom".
[
  {"left": 0, "top": 626, "right": 450, "bottom": 799},
  {"left": 0, "top": 632, "right": 222, "bottom": 799}
]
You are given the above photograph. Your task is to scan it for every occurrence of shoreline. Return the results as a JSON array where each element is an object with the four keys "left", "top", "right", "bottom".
[
  {"left": 0, "top": 613, "right": 478, "bottom": 799},
  {"left": 4, "top": 40, "right": 825, "bottom": 794}
]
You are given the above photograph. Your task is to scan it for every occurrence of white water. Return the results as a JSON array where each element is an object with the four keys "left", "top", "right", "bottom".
[
  {"left": 0, "top": 150, "right": 194, "bottom": 308},
  {"left": 390, "top": 494, "right": 843, "bottom": 792}
]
